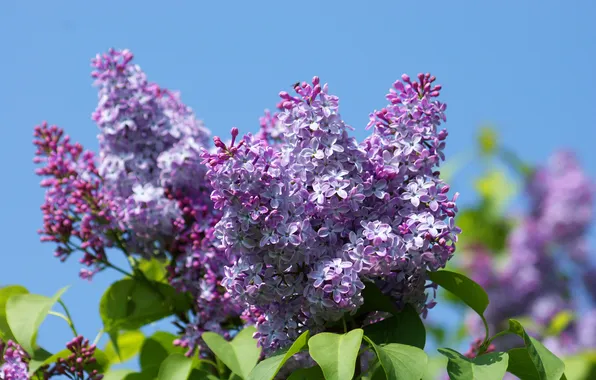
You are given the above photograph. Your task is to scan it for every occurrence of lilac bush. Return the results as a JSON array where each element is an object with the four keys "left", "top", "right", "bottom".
[
  {"left": 19, "top": 46, "right": 589, "bottom": 379},
  {"left": 464, "top": 151, "right": 596, "bottom": 355},
  {"left": 204, "top": 74, "right": 461, "bottom": 351}
]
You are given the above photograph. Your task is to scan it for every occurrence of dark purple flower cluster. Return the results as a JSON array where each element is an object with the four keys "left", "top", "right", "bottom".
[
  {"left": 0, "top": 340, "right": 29, "bottom": 380},
  {"left": 43, "top": 336, "right": 103, "bottom": 380},
  {"left": 205, "top": 74, "right": 460, "bottom": 351},
  {"left": 465, "top": 151, "right": 595, "bottom": 354},
  {"left": 33, "top": 122, "right": 118, "bottom": 280}
]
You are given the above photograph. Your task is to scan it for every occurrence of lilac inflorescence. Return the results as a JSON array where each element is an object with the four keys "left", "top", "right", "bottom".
[
  {"left": 33, "top": 122, "right": 118, "bottom": 280},
  {"left": 91, "top": 48, "right": 211, "bottom": 255},
  {"left": 0, "top": 340, "right": 29, "bottom": 380},
  {"left": 464, "top": 151, "right": 595, "bottom": 354},
  {"left": 205, "top": 74, "right": 460, "bottom": 351},
  {"left": 43, "top": 336, "right": 103, "bottom": 380},
  {"left": 90, "top": 48, "right": 245, "bottom": 356}
]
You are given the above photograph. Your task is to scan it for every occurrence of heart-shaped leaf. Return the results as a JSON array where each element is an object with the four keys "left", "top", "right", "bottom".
[
  {"left": 158, "top": 353, "right": 194, "bottom": 380},
  {"left": 6, "top": 286, "right": 69, "bottom": 353},
  {"left": 139, "top": 331, "right": 187, "bottom": 377},
  {"left": 202, "top": 326, "right": 261, "bottom": 379},
  {"left": 428, "top": 270, "right": 490, "bottom": 339},
  {"left": 101, "top": 369, "right": 135, "bottom": 380},
  {"left": 365, "top": 336, "right": 428, "bottom": 380},
  {"left": 364, "top": 305, "right": 425, "bottom": 349},
  {"left": 287, "top": 366, "right": 325, "bottom": 380},
  {"left": 248, "top": 331, "right": 309, "bottom": 380},
  {"left": 308, "top": 329, "right": 363, "bottom": 380},
  {"left": 0, "top": 285, "right": 28, "bottom": 340},
  {"left": 100, "top": 279, "right": 190, "bottom": 333},
  {"left": 358, "top": 282, "right": 401, "bottom": 316},
  {"left": 507, "top": 320, "right": 565, "bottom": 380},
  {"left": 506, "top": 348, "right": 540, "bottom": 380},
  {"left": 104, "top": 330, "right": 145, "bottom": 366},
  {"left": 438, "top": 348, "right": 508, "bottom": 380}
]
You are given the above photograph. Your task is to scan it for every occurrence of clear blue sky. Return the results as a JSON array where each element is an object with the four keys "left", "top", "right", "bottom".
[{"left": 1, "top": 0, "right": 595, "bottom": 368}]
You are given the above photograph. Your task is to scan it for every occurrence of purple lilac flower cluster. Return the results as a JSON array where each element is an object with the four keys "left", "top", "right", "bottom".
[
  {"left": 33, "top": 122, "right": 118, "bottom": 280},
  {"left": 90, "top": 49, "right": 244, "bottom": 355},
  {"left": 205, "top": 74, "right": 460, "bottom": 351},
  {"left": 0, "top": 340, "right": 29, "bottom": 380},
  {"left": 34, "top": 49, "right": 244, "bottom": 356},
  {"left": 91, "top": 48, "right": 211, "bottom": 255},
  {"left": 43, "top": 336, "right": 103, "bottom": 380},
  {"left": 465, "top": 151, "right": 595, "bottom": 354}
]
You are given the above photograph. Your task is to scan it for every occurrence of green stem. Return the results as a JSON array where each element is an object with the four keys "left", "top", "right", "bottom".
[
  {"left": 103, "top": 260, "right": 134, "bottom": 277},
  {"left": 58, "top": 299, "right": 79, "bottom": 337},
  {"left": 92, "top": 329, "right": 104, "bottom": 346},
  {"left": 48, "top": 311, "right": 71, "bottom": 325}
]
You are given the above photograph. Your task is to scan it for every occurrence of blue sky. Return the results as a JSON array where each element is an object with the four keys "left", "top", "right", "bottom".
[{"left": 1, "top": 0, "right": 595, "bottom": 369}]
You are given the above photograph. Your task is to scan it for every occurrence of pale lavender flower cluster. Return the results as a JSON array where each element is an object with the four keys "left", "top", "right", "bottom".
[
  {"left": 90, "top": 49, "right": 245, "bottom": 355},
  {"left": 91, "top": 48, "right": 210, "bottom": 254},
  {"left": 465, "top": 151, "right": 595, "bottom": 353},
  {"left": 35, "top": 49, "right": 244, "bottom": 356},
  {"left": 0, "top": 340, "right": 29, "bottom": 380},
  {"left": 205, "top": 74, "right": 460, "bottom": 351}
]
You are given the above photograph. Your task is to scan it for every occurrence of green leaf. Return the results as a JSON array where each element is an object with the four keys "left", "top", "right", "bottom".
[
  {"left": 455, "top": 206, "right": 511, "bottom": 252},
  {"left": 202, "top": 326, "right": 261, "bottom": 379},
  {"left": 124, "top": 372, "right": 155, "bottom": 380},
  {"left": 544, "top": 311, "right": 574, "bottom": 337},
  {"left": 474, "top": 170, "right": 516, "bottom": 212},
  {"left": 358, "top": 282, "right": 400, "bottom": 316},
  {"left": 438, "top": 348, "right": 508, "bottom": 380},
  {"left": 87, "top": 348, "right": 111, "bottom": 374},
  {"left": 158, "top": 353, "right": 194, "bottom": 380},
  {"left": 563, "top": 350, "right": 596, "bottom": 380},
  {"left": 364, "top": 336, "right": 428, "bottom": 380},
  {"left": 27, "top": 347, "right": 58, "bottom": 375},
  {"left": 188, "top": 368, "right": 221, "bottom": 380},
  {"left": 104, "top": 330, "right": 145, "bottom": 366},
  {"left": 421, "top": 356, "right": 448, "bottom": 380},
  {"left": 287, "top": 366, "right": 325, "bottom": 380},
  {"left": 507, "top": 319, "right": 566, "bottom": 380},
  {"left": 6, "top": 286, "right": 69, "bottom": 353},
  {"left": 100, "top": 279, "right": 190, "bottom": 333},
  {"left": 428, "top": 270, "right": 490, "bottom": 339},
  {"left": 248, "top": 331, "right": 309, "bottom": 380},
  {"left": 507, "top": 348, "right": 540, "bottom": 380},
  {"left": 428, "top": 271, "right": 488, "bottom": 317},
  {"left": 139, "top": 331, "right": 186, "bottom": 377},
  {"left": 137, "top": 258, "right": 169, "bottom": 283},
  {"left": 478, "top": 126, "right": 498, "bottom": 156},
  {"left": 101, "top": 369, "right": 135, "bottom": 380},
  {"left": 308, "top": 329, "right": 363, "bottom": 380},
  {"left": 363, "top": 305, "right": 426, "bottom": 349},
  {"left": 0, "top": 285, "right": 28, "bottom": 340}
]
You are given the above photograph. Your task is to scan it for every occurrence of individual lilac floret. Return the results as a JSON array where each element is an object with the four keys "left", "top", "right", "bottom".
[
  {"left": 205, "top": 74, "right": 460, "bottom": 351},
  {"left": 90, "top": 48, "right": 210, "bottom": 254},
  {"left": 0, "top": 340, "right": 29, "bottom": 380},
  {"left": 33, "top": 122, "right": 118, "bottom": 280}
]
